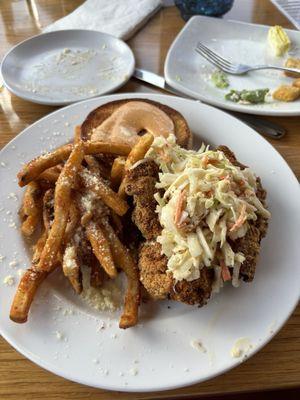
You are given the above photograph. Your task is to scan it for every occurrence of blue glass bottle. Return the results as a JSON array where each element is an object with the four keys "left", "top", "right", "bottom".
[{"left": 175, "top": 0, "right": 234, "bottom": 20}]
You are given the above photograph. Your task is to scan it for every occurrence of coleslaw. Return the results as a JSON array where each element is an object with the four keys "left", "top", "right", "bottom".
[{"left": 146, "top": 134, "right": 270, "bottom": 289}]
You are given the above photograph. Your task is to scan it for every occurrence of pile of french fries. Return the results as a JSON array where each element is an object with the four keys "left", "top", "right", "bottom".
[{"left": 10, "top": 127, "right": 154, "bottom": 329}]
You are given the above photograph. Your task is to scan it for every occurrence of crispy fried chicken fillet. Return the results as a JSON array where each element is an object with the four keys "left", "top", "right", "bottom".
[
  {"left": 125, "top": 159, "right": 214, "bottom": 305},
  {"left": 125, "top": 160, "right": 161, "bottom": 241},
  {"left": 125, "top": 145, "right": 269, "bottom": 304},
  {"left": 217, "top": 146, "right": 268, "bottom": 281}
]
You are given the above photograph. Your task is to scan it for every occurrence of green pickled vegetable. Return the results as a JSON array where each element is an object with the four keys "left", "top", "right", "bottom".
[
  {"left": 211, "top": 70, "right": 229, "bottom": 89},
  {"left": 225, "top": 88, "right": 269, "bottom": 104}
]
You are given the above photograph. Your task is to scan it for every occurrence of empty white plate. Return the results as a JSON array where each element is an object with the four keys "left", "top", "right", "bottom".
[
  {"left": 1, "top": 30, "right": 135, "bottom": 106},
  {"left": 165, "top": 16, "right": 300, "bottom": 116}
]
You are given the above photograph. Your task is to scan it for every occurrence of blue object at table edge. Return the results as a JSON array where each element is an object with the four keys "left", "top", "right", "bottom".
[{"left": 175, "top": 0, "right": 234, "bottom": 20}]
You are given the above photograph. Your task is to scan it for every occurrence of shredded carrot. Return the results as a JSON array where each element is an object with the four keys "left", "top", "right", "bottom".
[
  {"left": 207, "top": 159, "right": 219, "bottom": 166},
  {"left": 157, "top": 148, "right": 171, "bottom": 163},
  {"left": 202, "top": 155, "right": 209, "bottom": 167},
  {"left": 220, "top": 260, "right": 231, "bottom": 282},
  {"left": 174, "top": 189, "right": 186, "bottom": 226},
  {"left": 229, "top": 203, "right": 247, "bottom": 232}
]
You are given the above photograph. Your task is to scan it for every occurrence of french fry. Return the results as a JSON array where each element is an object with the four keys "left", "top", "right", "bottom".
[
  {"left": 62, "top": 243, "right": 82, "bottom": 294},
  {"left": 85, "top": 154, "right": 111, "bottom": 180},
  {"left": 10, "top": 231, "right": 57, "bottom": 323},
  {"left": 37, "top": 165, "right": 63, "bottom": 183},
  {"left": 32, "top": 230, "right": 48, "bottom": 264},
  {"left": 42, "top": 188, "right": 55, "bottom": 231},
  {"left": 74, "top": 125, "right": 82, "bottom": 143},
  {"left": 64, "top": 202, "right": 80, "bottom": 244},
  {"left": 101, "top": 221, "right": 140, "bottom": 329},
  {"left": 118, "top": 133, "right": 154, "bottom": 198},
  {"left": 86, "top": 220, "right": 117, "bottom": 278},
  {"left": 18, "top": 141, "right": 131, "bottom": 187},
  {"left": 38, "top": 142, "right": 84, "bottom": 273},
  {"left": 62, "top": 200, "right": 82, "bottom": 293},
  {"left": 111, "top": 156, "right": 125, "bottom": 189},
  {"left": 9, "top": 267, "right": 52, "bottom": 323},
  {"left": 110, "top": 211, "right": 123, "bottom": 237},
  {"left": 80, "top": 168, "right": 129, "bottom": 216},
  {"left": 90, "top": 255, "right": 107, "bottom": 288},
  {"left": 20, "top": 181, "right": 42, "bottom": 237}
]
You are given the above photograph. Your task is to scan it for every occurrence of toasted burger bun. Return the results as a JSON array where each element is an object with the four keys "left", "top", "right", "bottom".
[{"left": 81, "top": 98, "right": 192, "bottom": 149}]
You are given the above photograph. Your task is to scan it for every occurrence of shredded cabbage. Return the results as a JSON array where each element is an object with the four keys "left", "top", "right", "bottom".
[{"left": 146, "top": 134, "right": 270, "bottom": 286}]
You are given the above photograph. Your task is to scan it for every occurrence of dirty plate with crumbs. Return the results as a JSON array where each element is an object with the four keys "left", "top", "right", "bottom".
[
  {"left": 165, "top": 16, "right": 300, "bottom": 116},
  {"left": 0, "top": 94, "right": 299, "bottom": 392},
  {"left": 1, "top": 30, "right": 135, "bottom": 106}
]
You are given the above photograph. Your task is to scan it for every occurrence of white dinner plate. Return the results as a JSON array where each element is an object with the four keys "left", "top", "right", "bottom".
[
  {"left": 0, "top": 93, "right": 299, "bottom": 392},
  {"left": 165, "top": 16, "right": 300, "bottom": 116},
  {"left": 1, "top": 30, "right": 135, "bottom": 106}
]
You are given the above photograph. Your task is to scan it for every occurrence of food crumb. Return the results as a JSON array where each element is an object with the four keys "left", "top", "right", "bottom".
[
  {"left": 3, "top": 275, "right": 14, "bottom": 286},
  {"left": 119, "top": 372, "right": 124, "bottom": 376},
  {"left": 93, "top": 358, "right": 99, "bottom": 364},
  {"left": 129, "top": 367, "right": 138, "bottom": 376},
  {"left": 54, "top": 331, "right": 64, "bottom": 340},
  {"left": 230, "top": 337, "right": 252, "bottom": 358},
  {"left": 111, "top": 333, "right": 117, "bottom": 339},
  {"left": 17, "top": 268, "right": 25, "bottom": 277},
  {"left": 8, "top": 193, "right": 18, "bottom": 201},
  {"left": 9, "top": 260, "right": 19, "bottom": 268},
  {"left": 190, "top": 339, "right": 207, "bottom": 353}
]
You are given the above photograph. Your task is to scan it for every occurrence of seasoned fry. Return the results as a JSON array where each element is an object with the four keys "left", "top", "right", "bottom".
[
  {"left": 110, "top": 211, "right": 123, "bottom": 237},
  {"left": 37, "top": 165, "right": 63, "bottom": 183},
  {"left": 38, "top": 142, "right": 84, "bottom": 273},
  {"left": 42, "top": 188, "right": 55, "bottom": 231},
  {"left": 101, "top": 221, "right": 140, "bottom": 329},
  {"left": 74, "top": 125, "right": 82, "bottom": 143},
  {"left": 64, "top": 202, "right": 80, "bottom": 244},
  {"left": 10, "top": 267, "right": 51, "bottom": 323},
  {"left": 18, "top": 141, "right": 131, "bottom": 187},
  {"left": 125, "top": 133, "right": 154, "bottom": 169},
  {"left": 85, "top": 154, "right": 111, "bottom": 180},
  {"left": 32, "top": 230, "right": 48, "bottom": 264},
  {"left": 20, "top": 181, "right": 42, "bottom": 236},
  {"left": 111, "top": 156, "right": 125, "bottom": 189},
  {"left": 90, "top": 255, "right": 107, "bottom": 288},
  {"left": 86, "top": 220, "right": 117, "bottom": 278},
  {"left": 63, "top": 243, "right": 82, "bottom": 294},
  {"left": 62, "top": 200, "right": 82, "bottom": 292},
  {"left": 118, "top": 133, "right": 154, "bottom": 198},
  {"left": 10, "top": 231, "right": 53, "bottom": 323},
  {"left": 80, "top": 168, "right": 129, "bottom": 216}
]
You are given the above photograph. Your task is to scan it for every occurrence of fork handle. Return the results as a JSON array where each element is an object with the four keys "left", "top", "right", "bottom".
[{"left": 247, "top": 65, "right": 300, "bottom": 76}]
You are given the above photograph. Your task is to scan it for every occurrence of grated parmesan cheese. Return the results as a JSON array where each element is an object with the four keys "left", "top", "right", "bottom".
[
  {"left": 80, "top": 267, "right": 123, "bottom": 312},
  {"left": 3, "top": 275, "right": 14, "bottom": 286}
]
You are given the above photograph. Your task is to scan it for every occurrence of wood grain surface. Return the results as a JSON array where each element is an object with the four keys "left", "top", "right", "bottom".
[{"left": 0, "top": 1, "right": 299, "bottom": 398}]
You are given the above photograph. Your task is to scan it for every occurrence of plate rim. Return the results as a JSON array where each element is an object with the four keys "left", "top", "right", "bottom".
[
  {"left": 0, "top": 29, "right": 135, "bottom": 106},
  {"left": 165, "top": 15, "right": 300, "bottom": 117},
  {"left": 0, "top": 92, "right": 299, "bottom": 392}
]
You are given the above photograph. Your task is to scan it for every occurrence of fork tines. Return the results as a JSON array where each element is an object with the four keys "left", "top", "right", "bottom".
[{"left": 195, "top": 42, "right": 235, "bottom": 73}]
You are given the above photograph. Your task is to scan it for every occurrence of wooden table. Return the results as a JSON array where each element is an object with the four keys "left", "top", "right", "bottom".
[{"left": 0, "top": 1, "right": 299, "bottom": 399}]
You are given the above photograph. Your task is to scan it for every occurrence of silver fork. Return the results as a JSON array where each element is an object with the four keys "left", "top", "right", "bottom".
[{"left": 195, "top": 42, "right": 300, "bottom": 76}]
